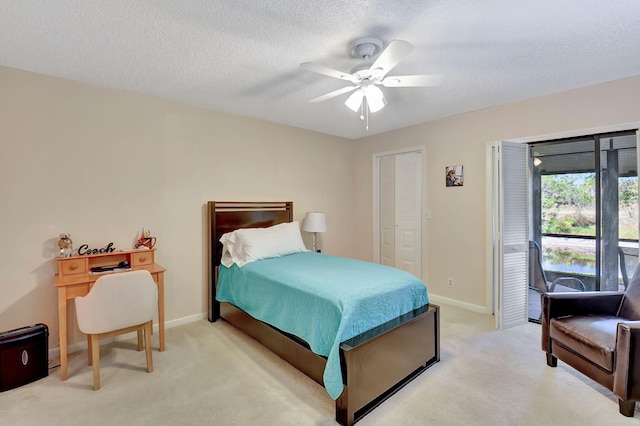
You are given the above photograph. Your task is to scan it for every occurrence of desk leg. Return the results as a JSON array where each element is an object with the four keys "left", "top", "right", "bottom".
[
  {"left": 58, "top": 288, "right": 68, "bottom": 380},
  {"left": 157, "top": 272, "right": 165, "bottom": 351}
]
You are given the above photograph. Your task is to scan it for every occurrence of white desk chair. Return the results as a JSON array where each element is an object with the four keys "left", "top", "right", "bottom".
[{"left": 75, "top": 270, "right": 158, "bottom": 390}]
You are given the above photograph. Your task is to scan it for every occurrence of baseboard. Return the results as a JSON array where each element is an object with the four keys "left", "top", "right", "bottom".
[
  {"left": 48, "top": 312, "right": 206, "bottom": 361},
  {"left": 429, "top": 294, "right": 488, "bottom": 314},
  {"left": 163, "top": 312, "right": 205, "bottom": 330}
]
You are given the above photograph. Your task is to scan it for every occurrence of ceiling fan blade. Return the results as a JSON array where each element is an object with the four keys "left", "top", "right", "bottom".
[
  {"left": 300, "top": 62, "right": 356, "bottom": 83},
  {"left": 309, "top": 85, "right": 358, "bottom": 103},
  {"left": 381, "top": 74, "right": 444, "bottom": 87},
  {"left": 369, "top": 40, "right": 414, "bottom": 78}
]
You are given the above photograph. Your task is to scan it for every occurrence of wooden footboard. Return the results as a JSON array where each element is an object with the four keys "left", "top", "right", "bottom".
[
  {"left": 217, "top": 301, "right": 440, "bottom": 426},
  {"left": 337, "top": 304, "right": 439, "bottom": 425}
]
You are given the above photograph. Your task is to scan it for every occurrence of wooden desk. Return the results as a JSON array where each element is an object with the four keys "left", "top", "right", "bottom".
[{"left": 54, "top": 249, "right": 166, "bottom": 380}]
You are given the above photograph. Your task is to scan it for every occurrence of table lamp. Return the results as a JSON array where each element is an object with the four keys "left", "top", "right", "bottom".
[{"left": 302, "top": 212, "right": 327, "bottom": 252}]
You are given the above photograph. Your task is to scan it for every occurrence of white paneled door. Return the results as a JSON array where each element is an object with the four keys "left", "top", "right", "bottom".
[
  {"left": 489, "top": 141, "right": 529, "bottom": 329},
  {"left": 377, "top": 150, "right": 423, "bottom": 279}
]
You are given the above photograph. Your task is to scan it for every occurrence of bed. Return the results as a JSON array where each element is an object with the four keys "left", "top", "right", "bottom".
[{"left": 207, "top": 201, "right": 440, "bottom": 425}]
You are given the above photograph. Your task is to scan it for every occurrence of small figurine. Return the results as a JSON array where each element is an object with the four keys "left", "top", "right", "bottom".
[{"left": 58, "top": 233, "right": 73, "bottom": 257}]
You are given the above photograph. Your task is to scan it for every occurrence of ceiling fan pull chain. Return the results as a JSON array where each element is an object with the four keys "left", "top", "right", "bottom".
[{"left": 364, "top": 97, "right": 369, "bottom": 131}]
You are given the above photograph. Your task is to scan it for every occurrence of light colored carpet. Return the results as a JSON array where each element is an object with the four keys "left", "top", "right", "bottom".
[{"left": 1, "top": 304, "right": 638, "bottom": 425}]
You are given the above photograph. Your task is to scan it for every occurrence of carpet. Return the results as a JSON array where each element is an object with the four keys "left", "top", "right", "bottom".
[{"left": 0, "top": 304, "right": 637, "bottom": 425}]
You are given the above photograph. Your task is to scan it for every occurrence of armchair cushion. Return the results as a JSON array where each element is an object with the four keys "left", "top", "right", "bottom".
[
  {"left": 549, "top": 315, "right": 622, "bottom": 372},
  {"left": 618, "top": 263, "right": 640, "bottom": 320}
]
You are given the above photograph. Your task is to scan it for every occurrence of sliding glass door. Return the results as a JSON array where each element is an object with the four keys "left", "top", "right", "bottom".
[{"left": 528, "top": 131, "right": 638, "bottom": 320}]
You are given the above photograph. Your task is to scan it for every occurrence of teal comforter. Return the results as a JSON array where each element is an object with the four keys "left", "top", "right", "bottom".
[{"left": 216, "top": 252, "right": 429, "bottom": 399}]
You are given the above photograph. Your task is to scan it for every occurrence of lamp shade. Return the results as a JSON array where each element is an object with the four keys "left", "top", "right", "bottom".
[
  {"left": 345, "top": 89, "right": 364, "bottom": 112},
  {"left": 364, "top": 85, "right": 386, "bottom": 112},
  {"left": 302, "top": 212, "right": 327, "bottom": 233}
]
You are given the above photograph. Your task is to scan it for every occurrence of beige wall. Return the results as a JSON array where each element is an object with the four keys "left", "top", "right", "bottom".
[
  {"left": 3, "top": 64, "right": 640, "bottom": 353},
  {"left": 0, "top": 66, "right": 355, "bottom": 350},
  {"left": 354, "top": 75, "right": 640, "bottom": 311}
]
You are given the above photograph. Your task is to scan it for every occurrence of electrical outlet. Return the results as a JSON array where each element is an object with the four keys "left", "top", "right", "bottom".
[{"left": 447, "top": 277, "right": 454, "bottom": 287}]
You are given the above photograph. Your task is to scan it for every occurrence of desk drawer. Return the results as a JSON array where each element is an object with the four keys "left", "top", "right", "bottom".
[
  {"left": 59, "top": 259, "right": 87, "bottom": 276},
  {"left": 131, "top": 251, "right": 154, "bottom": 266}
]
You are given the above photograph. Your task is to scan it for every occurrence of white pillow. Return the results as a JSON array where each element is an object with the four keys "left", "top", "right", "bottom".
[
  {"left": 220, "top": 221, "right": 308, "bottom": 267},
  {"left": 219, "top": 231, "right": 238, "bottom": 268}
]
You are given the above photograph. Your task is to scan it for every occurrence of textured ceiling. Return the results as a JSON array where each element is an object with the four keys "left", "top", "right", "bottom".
[{"left": 2, "top": 1, "right": 640, "bottom": 139}]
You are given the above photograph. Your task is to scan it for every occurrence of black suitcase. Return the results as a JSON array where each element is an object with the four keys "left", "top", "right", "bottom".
[{"left": 0, "top": 323, "right": 49, "bottom": 391}]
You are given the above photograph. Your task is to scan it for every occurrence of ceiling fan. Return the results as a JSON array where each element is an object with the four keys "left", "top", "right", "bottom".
[{"left": 300, "top": 38, "right": 442, "bottom": 128}]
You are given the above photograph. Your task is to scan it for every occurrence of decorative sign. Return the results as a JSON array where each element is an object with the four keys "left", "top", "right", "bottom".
[{"left": 77, "top": 242, "right": 116, "bottom": 256}]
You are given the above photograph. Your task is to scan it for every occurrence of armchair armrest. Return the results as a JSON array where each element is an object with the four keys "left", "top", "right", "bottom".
[{"left": 614, "top": 321, "right": 640, "bottom": 402}]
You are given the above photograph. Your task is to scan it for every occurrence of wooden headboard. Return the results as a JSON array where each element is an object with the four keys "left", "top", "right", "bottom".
[{"left": 207, "top": 201, "right": 293, "bottom": 321}]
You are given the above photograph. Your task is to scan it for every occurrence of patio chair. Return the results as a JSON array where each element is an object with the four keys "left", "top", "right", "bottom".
[
  {"left": 529, "top": 240, "right": 586, "bottom": 293},
  {"left": 618, "top": 246, "right": 639, "bottom": 290}
]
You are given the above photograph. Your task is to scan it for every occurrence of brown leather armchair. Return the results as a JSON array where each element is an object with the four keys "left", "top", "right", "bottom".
[{"left": 541, "top": 265, "right": 640, "bottom": 417}]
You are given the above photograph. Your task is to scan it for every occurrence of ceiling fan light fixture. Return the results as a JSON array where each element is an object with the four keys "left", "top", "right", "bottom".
[
  {"left": 364, "top": 85, "right": 386, "bottom": 112},
  {"left": 367, "top": 95, "right": 386, "bottom": 113},
  {"left": 345, "top": 89, "right": 364, "bottom": 112}
]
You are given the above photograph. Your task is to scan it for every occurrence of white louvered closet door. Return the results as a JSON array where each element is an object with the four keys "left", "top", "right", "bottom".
[{"left": 491, "top": 141, "right": 529, "bottom": 329}]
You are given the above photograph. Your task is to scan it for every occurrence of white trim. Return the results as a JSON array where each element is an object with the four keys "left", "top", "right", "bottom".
[
  {"left": 429, "top": 294, "right": 488, "bottom": 314},
  {"left": 48, "top": 312, "right": 206, "bottom": 361},
  {"left": 485, "top": 143, "right": 495, "bottom": 315},
  {"left": 372, "top": 145, "right": 426, "bottom": 277},
  {"left": 510, "top": 121, "right": 640, "bottom": 144}
]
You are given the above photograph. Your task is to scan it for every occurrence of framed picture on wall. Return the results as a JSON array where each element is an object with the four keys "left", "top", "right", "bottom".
[{"left": 446, "top": 165, "right": 463, "bottom": 187}]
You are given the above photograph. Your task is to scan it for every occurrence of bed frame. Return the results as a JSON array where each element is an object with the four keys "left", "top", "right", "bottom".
[{"left": 207, "top": 201, "right": 440, "bottom": 425}]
